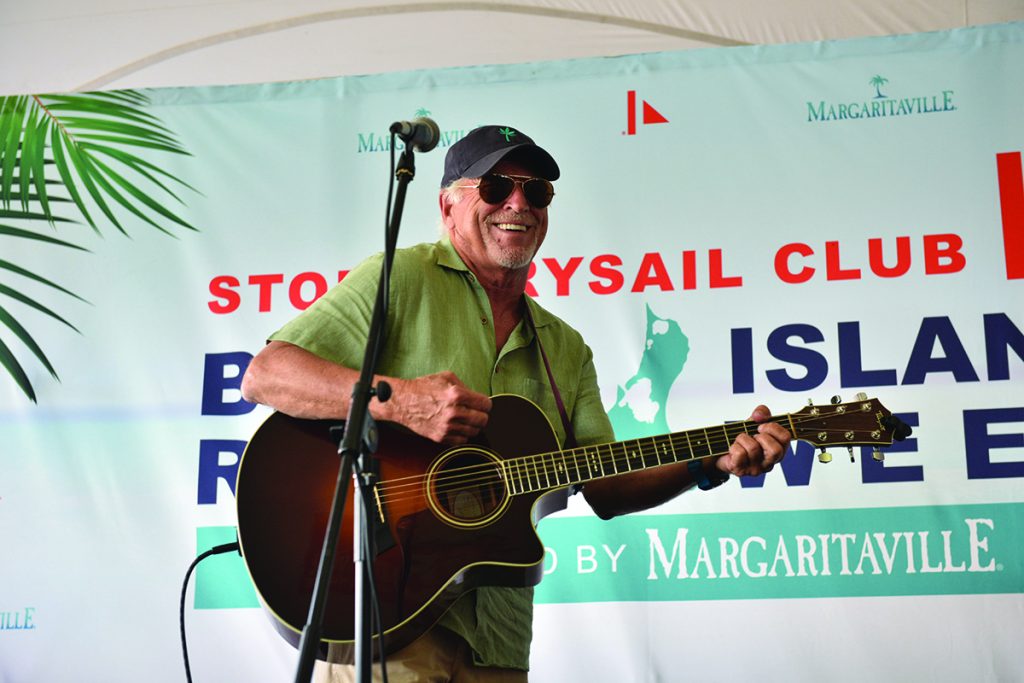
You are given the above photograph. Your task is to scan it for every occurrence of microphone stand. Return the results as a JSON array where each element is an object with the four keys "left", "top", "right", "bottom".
[{"left": 293, "top": 142, "right": 418, "bottom": 683}]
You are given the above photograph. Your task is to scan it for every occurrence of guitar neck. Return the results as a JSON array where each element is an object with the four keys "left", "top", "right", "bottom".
[{"left": 503, "top": 415, "right": 789, "bottom": 496}]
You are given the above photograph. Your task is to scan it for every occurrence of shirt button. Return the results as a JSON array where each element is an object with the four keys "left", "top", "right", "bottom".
[{"left": 481, "top": 317, "right": 488, "bottom": 325}]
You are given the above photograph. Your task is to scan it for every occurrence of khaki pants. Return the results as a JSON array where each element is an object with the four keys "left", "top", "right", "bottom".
[{"left": 313, "top": 627, "right": 528, "bottom": 683}]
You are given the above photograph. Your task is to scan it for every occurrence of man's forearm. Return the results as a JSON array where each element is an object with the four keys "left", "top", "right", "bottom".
[{"left": 241, "top": 340, "right": 362, "bottom": 419}]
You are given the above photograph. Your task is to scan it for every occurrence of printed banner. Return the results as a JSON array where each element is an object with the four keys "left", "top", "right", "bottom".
[{"left": 1, "top": 22, "right": 1022, "bottom": 683}]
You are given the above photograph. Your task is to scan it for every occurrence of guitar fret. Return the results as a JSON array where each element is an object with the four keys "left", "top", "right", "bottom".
[
  {"left": 558, "top": 449, "right": 570, "bottom": 486},
  {"left": 644, "top": 437, "right": 660, "bottom": 469},
  {"left": 692, "top": 429, "right": 712, "bottom": 458},
  {"left": 505, "top": 460, "right": 517, "bottom": 495},
  {"left": 531, "top": 457, "right": 543, "bottom": 491}
]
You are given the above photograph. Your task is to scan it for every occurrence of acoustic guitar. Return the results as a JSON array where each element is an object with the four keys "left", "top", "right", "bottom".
[{"left": 235, "top": 393, "right": 910, "bottom": 658}]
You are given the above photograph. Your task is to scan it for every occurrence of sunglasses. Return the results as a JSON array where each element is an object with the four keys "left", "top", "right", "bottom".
[{"left": 464, "top": 173, "right": 555, "bottom": 208}]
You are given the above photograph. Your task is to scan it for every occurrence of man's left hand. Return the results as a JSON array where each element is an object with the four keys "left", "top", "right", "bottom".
[{"left": 715, "top": 405, "right": 791, "bottom": 477}]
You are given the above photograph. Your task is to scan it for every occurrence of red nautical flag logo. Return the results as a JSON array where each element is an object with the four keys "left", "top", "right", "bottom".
[{"left": 626, "top": 90, "right": 669, "bottom": 135}]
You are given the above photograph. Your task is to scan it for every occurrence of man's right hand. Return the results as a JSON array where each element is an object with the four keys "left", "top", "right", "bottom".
[
  {"left": 242, "top": 342, "right": 491, "bottom": 446},
  {"left": 390, "top": 371, "right": 492, "bottom": 445}
]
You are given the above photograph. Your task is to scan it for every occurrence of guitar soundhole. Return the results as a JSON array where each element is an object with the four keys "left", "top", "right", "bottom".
[{"left": 427, "top": 446, "right": 510, "bottom": 528}]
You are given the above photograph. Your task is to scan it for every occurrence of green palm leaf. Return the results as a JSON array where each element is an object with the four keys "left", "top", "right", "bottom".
[
  {"left": 0, "top": 335, "right": 36, "bottom": 402},
  {"left": 0, "top": 88, "right": 197, "bottom": 402}
]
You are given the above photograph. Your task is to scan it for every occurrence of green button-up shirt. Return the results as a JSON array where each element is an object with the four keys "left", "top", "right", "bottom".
[{"left": 270, "top": 236, "right": 614, "bottom": 670}]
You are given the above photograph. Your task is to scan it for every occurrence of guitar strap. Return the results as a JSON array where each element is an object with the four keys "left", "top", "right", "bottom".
[{"left": 523, "top": 299, "right": 579, "bottom": 451}]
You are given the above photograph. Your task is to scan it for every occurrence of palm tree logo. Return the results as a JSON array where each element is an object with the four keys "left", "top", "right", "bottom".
[
  {"left": 870, "top": 75, "right": 889, "bottom": 99},
  {"left": 414, "top": 107, "right": 431, "bottom": 118},
  {"left": 0, "top": 89, "right": 197, "bottom": 402}
]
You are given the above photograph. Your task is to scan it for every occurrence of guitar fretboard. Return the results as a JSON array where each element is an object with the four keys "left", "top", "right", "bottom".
[{"left": 502, "top": 417, "right": 784, "bottom": 495}]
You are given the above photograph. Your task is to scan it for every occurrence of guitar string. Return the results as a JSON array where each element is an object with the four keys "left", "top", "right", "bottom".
[
  {"left": 376, "top": 426, "right": 873, "bottom": 507},
  {"left": 375, "top": 412, "right": 879, "bottom": 503},
  {"left": 374, "top": 409, "right": 882, "bottom": 505},
  {"left": 376, "top": 409, "right": 873, "bottom": 498},
  {"left": 376, "top": 421, "right": 876, "bottom": 505}
]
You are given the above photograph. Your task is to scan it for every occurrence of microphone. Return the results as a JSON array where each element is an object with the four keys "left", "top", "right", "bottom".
[{"left": 389, "top": 117, "right": 440, "bottom": 153}]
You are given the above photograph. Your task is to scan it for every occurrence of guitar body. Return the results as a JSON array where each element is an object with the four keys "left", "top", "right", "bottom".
[
  {"left": 235, "top": 394, "right": 567, "bottom": 659},
  {"left": 237, "top": 389, "right": 908, "bottom": 659}
]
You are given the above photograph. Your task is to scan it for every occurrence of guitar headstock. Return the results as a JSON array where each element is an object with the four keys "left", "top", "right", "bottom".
[{"left": 789, "top": 394, "right": 911, "bottom": 462}]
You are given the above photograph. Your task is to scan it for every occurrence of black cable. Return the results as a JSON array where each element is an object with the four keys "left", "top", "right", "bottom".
[{"left": 180, "top": 541, "right": 241, "bottom": 683}]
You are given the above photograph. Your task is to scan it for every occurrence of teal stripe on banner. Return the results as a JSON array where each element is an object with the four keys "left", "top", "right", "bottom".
[
  {"left": 534, "top": 503, "right": 1024, "bottom": 604},
  {"left": 193, "top": 505, "right": 1023, "bottom": 610},
  {"left": 195, "top": 526, "right": 259, "bottom": 609}
]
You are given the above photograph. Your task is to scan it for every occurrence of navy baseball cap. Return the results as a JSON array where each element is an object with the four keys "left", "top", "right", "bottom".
[{"left": 441, "top": 125, "right": 560, "bottom": 187}]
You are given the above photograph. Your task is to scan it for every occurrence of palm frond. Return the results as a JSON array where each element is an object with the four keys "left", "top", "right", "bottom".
[
  {"left": 0, "top": 334, "right": 36, "bottom": 402},
  {"left": 0, "top": 224, "right": 90, "bottom": 251},
  {"left": 0, "top": 88, "right": 198, "bottom": 402}
]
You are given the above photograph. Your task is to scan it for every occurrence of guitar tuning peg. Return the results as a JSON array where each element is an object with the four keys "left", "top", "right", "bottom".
[
  {"left": 831, "top": 395, "right": 842, "bottom": 405},
  {"left": 855, "top": 392, "right": 868, "bottom": 401},
  {"left": 872, "top": 448, "right": 885, "bottom": 462},
  {"left": 818, "top": 448, "right": 832, "bottom": 464},
  {"left": 848, "top": 447, "right": 855, "bottom": 463}
]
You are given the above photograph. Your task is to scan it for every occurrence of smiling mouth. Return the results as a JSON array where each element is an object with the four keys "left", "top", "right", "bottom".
[{"left": 494, "top": 222, "right": 531, "bottom": 232}]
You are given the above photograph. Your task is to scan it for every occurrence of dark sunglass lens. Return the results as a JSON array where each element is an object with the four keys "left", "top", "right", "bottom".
[
  {"left": 478, "top": 175, "right": 515, "bottom": 204},
  {"left": 524, "top": 179, "right": 554, "bottom": 208}
]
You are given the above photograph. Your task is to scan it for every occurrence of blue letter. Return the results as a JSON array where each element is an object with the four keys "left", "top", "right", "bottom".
[
  {"left": 861, "top": 412, "right": 922, "bottom": 483},
  {"left": 903, "top": 317, "right": 979, "bottom": 385},
  {"left": 731, "top": 328, "right": 754, "bottom": 393},
  {"left": 198, "top": 439, "right": 246, "bottom": 504},
  {"left": 202, "top": 352, "right": 255, "bottom": 415},
  {"left": 765, "top": 324, "right": 827, "bottom": 391},
  {"left": 964, "top": 407, "right": 1024, "bottom": 479},
  {"left": 984, "top": 313, "right": 1024, "bottom": 381},
  {"left": 838, "top": 321, "right": 898, "bottom": 387}
]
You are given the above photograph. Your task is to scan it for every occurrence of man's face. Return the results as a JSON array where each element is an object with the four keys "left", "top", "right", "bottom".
[{"left": 441, "top": 160, "right": 549, "bottom": 278}]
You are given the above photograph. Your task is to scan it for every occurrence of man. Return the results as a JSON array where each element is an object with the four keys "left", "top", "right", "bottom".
[{"left": 241, "top": 125, "right": 791, "bottom": 682}]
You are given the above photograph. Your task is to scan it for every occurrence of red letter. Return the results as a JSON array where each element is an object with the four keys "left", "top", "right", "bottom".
[
  {"left": 868, "top": 236, "right": 911, "bottom": 278},
  {"left": 708, "top": 249, "right": 743, "bottom": 288},
  {"left": 825, "top": 241, "right": 861, "bottom": 280},
  {"left": 543, "top": 256, "right": 583, "bottom": 297},
  {"left": 682, "top": 250, "right": 696, "bottom": 290},
  {"left": 775, "top": 243, "right": 815, "bottom": 283},
  {"left": 631, "top": 253, "right": 673, "bottom": 292},
  {"left": 288, "top": 272, "right": 328, "bottom": 310},
  {"left": 248, "top": 273, "right": 285, "bottom": 312},
  {"left": 996, "top": 152, "right": 1023, "bottom": 279},
  {"left": 208, "top": 276, "right": 240, "bottom": 314},
  {"left": 589, "top": 254, "right": 623, "bottom": 295},
  {"left": 923, "top": 233, "right": 966, "bottom": 275},
  {"left": 337, "top": 270, "right": 350, "bottom": 282}
]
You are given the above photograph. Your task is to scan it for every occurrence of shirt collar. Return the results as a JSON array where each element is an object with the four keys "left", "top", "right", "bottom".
[
  {"left": 435, "top": 235, "right": 553, "bottom": 329},
  {"left": 436, "top": 235, "right": 469, "bottom": 272}
]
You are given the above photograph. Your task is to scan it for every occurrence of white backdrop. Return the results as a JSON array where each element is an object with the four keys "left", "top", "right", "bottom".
[{"left": 1, "top": 19, "right": 1023, "bottom": 683}]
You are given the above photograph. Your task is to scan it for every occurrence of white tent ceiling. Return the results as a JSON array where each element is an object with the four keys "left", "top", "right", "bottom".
[{"left": 2, "top": 1, "right": 1023, "bottom": 95}]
